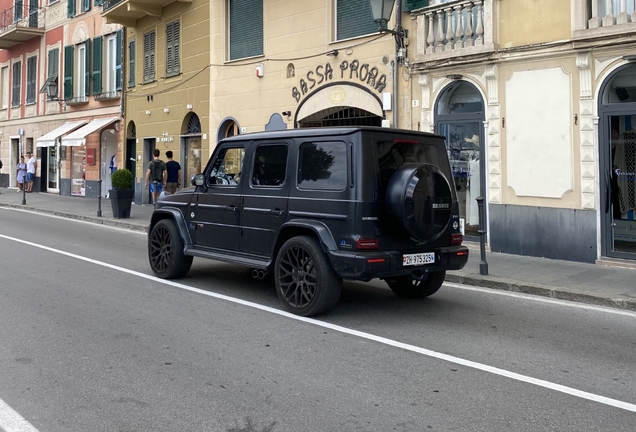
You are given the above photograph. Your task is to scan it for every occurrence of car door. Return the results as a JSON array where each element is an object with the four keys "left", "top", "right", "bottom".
[
  {"left": 240, "top": 141, "right": 290, "bottom": 257},
  {"left": 191, "top": 144, "right": 245, "bottom": 251}
]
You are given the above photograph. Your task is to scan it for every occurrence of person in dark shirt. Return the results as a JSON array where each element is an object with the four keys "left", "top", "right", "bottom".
[{"left": 165, "top": 150, "right": 181, "bottom": 194}]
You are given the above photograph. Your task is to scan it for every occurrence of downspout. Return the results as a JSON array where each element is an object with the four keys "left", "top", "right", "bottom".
[{"left": 393, "top": 0, "right": 402, "bottom": 128}]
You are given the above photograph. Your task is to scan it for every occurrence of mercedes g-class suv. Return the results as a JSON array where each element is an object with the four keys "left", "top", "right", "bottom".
[{"left": 148, "top": 127, "right": 468, "bottom": 316}]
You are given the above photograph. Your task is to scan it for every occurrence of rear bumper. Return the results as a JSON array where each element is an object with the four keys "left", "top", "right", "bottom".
[{"left": 328, "top": 246, "right": 469, "bottom": 280}]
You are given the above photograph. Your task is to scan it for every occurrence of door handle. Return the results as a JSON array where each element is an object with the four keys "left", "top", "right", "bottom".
[
  {"left": 604, "top": 169, "right": 611, "bottom": 214},
  {"left": 226, "top": 205, "right": 237, "bottom": 212},
  {"left": 271, "top": 209, "right": 285, "bottom": 216}
]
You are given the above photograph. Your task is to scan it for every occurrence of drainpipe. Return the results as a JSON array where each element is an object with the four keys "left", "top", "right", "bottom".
[{"left": 393, "top": 1, "right": 402, "bottom": 128}]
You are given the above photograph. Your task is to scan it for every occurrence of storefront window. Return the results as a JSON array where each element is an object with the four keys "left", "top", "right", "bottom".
[
  {"left": 185, "top": 137, "right": 202, "bottom": 185},
  {"left": 71, "top": 146, "right": 86, "bottom": 196}
]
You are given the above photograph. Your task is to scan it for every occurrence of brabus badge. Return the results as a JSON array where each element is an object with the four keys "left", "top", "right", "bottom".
[{"left": 432, "top": 203, "right": 450, "bottom": 209}]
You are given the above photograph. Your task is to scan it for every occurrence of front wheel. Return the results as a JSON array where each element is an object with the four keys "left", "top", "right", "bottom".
[
  {"left": 385, "top": 270, "right": 446, "bottom": 299},
  {"left": 275, "top": 236, "right": 342, "bottom": 316},
  {"left": 148, "top": 219, "right": 193, "bottom": 279}
]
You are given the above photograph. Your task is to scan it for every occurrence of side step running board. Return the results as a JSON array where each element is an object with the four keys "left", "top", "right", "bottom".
[{"left": 185, "top": 247, "right": 271, "bottom": 270}]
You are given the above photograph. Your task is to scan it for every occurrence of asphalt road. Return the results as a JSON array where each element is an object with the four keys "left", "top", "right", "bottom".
[{"left": 1, "top": 207, "right": 635, "bottom": 431}]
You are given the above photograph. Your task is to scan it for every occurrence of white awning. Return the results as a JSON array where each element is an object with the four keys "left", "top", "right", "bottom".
[
  {"left": 35, "top": 120, "right": 88, "bottom": 147},
  {"left": 62, "top": 117, "right": 119, "bottom": 147}
]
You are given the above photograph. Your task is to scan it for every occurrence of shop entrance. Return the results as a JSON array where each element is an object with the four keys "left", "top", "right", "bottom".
[
  {"left": 298, "top": 107, "right": 382, "bottom": 128},
  {"left": 600, "top": 64, "right": 636, "bottom": 260},
  {"left": 434, "top": 81, "right": 485, "bottom": 239}
]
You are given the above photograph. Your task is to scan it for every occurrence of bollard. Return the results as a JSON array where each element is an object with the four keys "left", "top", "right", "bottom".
[
  {"left": 476, "top": 196, "right": 489, "bottom": 275},
  {"left": 97, "top": 179, "right": 102, "bottom": 217}
]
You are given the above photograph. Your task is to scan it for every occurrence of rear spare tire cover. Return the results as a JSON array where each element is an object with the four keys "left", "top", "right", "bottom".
[{"left": 386, "top": 163, "right": 453, "bottom": 241}]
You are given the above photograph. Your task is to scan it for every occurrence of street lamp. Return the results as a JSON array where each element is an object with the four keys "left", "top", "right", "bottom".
[{"left": 368, "top": 0, "right": 398, "bottom": 33}]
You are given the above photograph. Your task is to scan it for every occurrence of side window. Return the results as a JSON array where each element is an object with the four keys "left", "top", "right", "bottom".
[
  {"left": 208, "top": 146, "right": 245, "bottom": 186},
  {"left": 252, "top": 145, "right": 288, "bottom": 187},
  {"left": 298, "top": 141, "right": 347, "bottom": 191}
]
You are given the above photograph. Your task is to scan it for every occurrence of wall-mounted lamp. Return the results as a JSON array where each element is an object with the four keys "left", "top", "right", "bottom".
[
  {"left": 186, "top": 104, "right": 193, "bottom": 110},
  {"left": 446, "top": 74, "right": 463, "bottom": 81},
  {"left": 281, "top": 111, "right": 291, "bottom": 117},
  {"left": 163, "top": 108, "right": 170, "bottom": 113},
  {"left": 145, "top": 110, "right": 151, "bottom": 115}
]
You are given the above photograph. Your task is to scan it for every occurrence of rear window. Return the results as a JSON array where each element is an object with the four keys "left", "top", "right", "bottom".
[
  {"left": 374, "top": 134, "right": 452, "bottom": 191},
  {"left": 298, "top": 141, "right": 347, "bottom": 191}
]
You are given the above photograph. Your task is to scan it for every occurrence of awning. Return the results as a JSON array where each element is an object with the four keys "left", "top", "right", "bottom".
[
  {"left": 35, "top": 120, "right": 87, "bottom": 147},
  {"left": 62, "top": 117, "right": 119, "bottom": 147}
]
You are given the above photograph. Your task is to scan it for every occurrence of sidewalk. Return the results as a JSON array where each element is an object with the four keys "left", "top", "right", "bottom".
[{"left": 1, "top": 188, "right": 635, "bottom": 311}]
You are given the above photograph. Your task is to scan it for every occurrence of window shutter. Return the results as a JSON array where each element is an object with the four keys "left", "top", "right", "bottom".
[
  {"left": 128, "top": 40, "right": 135, "bottom": 88},
  {"left": 85, "top": 41, "right": 91, "bottom": 96},
  {"left": 229, "top": 0, "right": 263, "bottom": 60},
  {"left": 166, "top": 21, "right": 180, "bottom": 76},
  {"left": 83, "top": 0, "right": 91, "bottom": 12},
  {"left": 144, "top": 31, "right": 155, "bottom": 83},
  {"left": 68, "top": 0, "right": 75, "bottom": 18},
  {"left": 95, "top": 0, "right": 103, "bottom": 5},
  {"left": 48, "top": 49, "right": 59, "bottom": 78},
  {"left": 12, "top": 62, "right": 21, "bottom": 107},
  {"left": 403, "top": 0, "right": 428, "bottom": 12},
  {"left": 64, "top": 45, "right": 74, "bottom": 99},
  {"left": 116, "top": 29, "right": 123, "bottom": 90},
  {"left": 336, "top": 0, "right": 377, "bottom": 40},
  {"left": 26, "top": 57, "right": 36, "bottom": 104},
  {"left": 92, "top": 36, "right": 102, "bottom": 94},
  {"left": 15, "top": 0, "right": 23, "bottom": 20}
]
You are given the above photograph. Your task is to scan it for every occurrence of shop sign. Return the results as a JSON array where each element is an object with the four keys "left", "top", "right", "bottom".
[
  {"left": 160, "top": 131, "right": 174, "bottom": 142},
  {"left": 292, "top": 59, "right": 387, "bottom": 103},
  {"left": 86, "top": 148, "right": 96, "bottom": 165}
]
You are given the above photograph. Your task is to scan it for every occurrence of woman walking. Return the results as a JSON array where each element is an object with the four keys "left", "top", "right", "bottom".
[{"left": 16, "top": 156, "right": 27, "bottom": 192}]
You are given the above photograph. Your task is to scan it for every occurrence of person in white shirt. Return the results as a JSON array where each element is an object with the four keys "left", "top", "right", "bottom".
[{"left": 26, "top": 151, "right": 37, "bottom": 193}]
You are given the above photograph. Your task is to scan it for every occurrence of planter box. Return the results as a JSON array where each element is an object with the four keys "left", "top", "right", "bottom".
[{"left": 110, "top": 189, "right": 134, "bottom": 219}]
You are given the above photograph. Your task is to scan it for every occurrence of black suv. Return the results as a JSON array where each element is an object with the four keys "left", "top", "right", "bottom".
[{"left": 148, "top": 127, "right": 468, "bottom": 316}]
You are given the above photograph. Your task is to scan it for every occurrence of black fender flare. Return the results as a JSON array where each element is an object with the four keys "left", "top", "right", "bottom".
[
  {"left": 274, "top": 219, "right": 338, "bottom": 253},
  {"left": 148, "top": 207, "right": 193, "bottom": 248}
]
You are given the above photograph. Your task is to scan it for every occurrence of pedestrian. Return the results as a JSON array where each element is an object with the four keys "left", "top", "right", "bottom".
[
  {"left": 16, "top": 156, "right": 27, "bottom": 192},
  {"left": 145, "top": 148, "right": 166, "bottom": 204},
  {"left": 25, "top": 151, "right": 36, "bottom": 193},
  {"left": 164, "top": 150, "right": 181, "bottom": 194}
]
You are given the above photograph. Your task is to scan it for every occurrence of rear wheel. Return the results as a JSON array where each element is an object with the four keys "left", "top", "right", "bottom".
[
  {"left": 148, "top": 219, "right": 193, "bottom": 279},
  {"left": 385, "top": 270, "right": 446, "bottom": 299},
  {"left": 275, "top": 236, "right": 342, "bottom": 316}
]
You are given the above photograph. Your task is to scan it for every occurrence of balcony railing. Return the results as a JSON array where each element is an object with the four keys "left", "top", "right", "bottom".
[
  {"left": 574, "top": 0, "right": 636, "bottom": 38},
  {"left": 413, "top": 0, "right": 495, "bottom": 63},
  {"left": 103, "top": 0, "right": 124, "bottom": 12},
  {"left": 0, "top": 4, "right": 44, "bottom": 33}
]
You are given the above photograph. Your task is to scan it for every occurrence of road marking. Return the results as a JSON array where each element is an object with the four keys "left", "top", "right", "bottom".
[
  {"left": 444, "top": 282, "right": 636, "bottom": 317},
  {"left": 0, "top": 398, "right": 39, "bottom": 432},
  {"left": 1, "top": 233, "right": 636, "bottom": 415}
]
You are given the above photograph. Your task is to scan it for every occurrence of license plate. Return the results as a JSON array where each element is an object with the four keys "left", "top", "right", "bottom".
[{"left": 403, "top": 252, "right": 435, "bottom": 266}]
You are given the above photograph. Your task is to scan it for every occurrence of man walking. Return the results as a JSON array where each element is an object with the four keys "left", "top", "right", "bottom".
[
  {"left": 26, "top": 151, "right": 36, "bottom": 193},
  {"left": 145, "top": 149, "right": 166, "bottom": 204},
  {"left": 164, "top": 151, "right": 181, "bottom": 194}
]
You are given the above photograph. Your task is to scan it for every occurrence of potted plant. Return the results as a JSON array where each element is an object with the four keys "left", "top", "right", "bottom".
[{"left": 110, "top": 168, "right": 134, "bottom": 219}]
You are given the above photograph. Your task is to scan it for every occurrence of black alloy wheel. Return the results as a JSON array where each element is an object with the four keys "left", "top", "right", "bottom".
[
  {"left": 275, "top": 236, "right": 342, "bottom": 316},
  {"left": 385, "top": 270, "right": 446, "bottom": 299},
  {"left": 148, "top": 219, "right": 193, "bottom": 279}
]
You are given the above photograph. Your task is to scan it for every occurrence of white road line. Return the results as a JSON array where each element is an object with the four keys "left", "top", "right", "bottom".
[
  {"left": 1, "top": 233, "right": 636, "bottom": 416},
  {"left": 0, "top": 398, "right": 39, "bottom": 432},
  {"left": 444, "top": 282, "right": 636, "bottom": 317}
]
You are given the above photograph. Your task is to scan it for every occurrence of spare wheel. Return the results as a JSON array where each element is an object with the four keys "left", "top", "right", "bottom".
[{"left": 385, "top": 163, "right": 453, "bottom": 242}]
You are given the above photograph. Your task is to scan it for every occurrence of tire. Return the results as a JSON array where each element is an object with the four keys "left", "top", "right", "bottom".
[
  {"left": 386, "top": 163, "right": 453, "bottom": 242},
  {"left": 148, "top": 219, "right": 193, "bottom": 279},
  {"left": 385, "top": 270, "right": 446, "bottom": 299},
  {"left": 275, "top": 236, "right": 342, "bottom": 316}
]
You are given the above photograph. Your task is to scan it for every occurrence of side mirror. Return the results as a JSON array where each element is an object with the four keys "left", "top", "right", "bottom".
[{"left": 192, "top": 173, "right": 205, "bottom": 187}]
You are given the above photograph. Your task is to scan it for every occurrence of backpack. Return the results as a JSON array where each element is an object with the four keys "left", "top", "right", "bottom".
[{"left": 152, "top": 160, "right": 164, "bottom": 182}]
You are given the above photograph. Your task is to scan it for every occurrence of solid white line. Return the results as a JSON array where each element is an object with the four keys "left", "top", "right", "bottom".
[
  {"left": 444, "top": 282, "right": 636, "bottom": 317},
  {"left": 0, "top": 398, "right": 39, "bottom": 432},
  {"left": 1, "top": 233, "right": 636, "bottom": 415}
]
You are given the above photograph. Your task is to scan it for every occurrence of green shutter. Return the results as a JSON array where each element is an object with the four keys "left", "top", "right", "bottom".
[
  {"left": 143, "top": 31, "right": 155, "bottom": 83},
  {"left": 26, "top": 57, "right": 36, "bottom": 104},
  {"left": 336, "top": 0, "right": 377, "bottom": 40},
  {"left": 12, "top": 62, "right": 21, "bottom": 107},
  {"left": 229, "top": 0, "right": 263, "bottom": 60},
  {"left": 128, "top": 40, "right": 135, "bottom": 88},
  {"left": 92, "top": 36, "right": 102, "bottom": 94},
  {"left": 116, "top": 29, "right": 123, "bottom": 90},
  {"left": 68, "top": 0, "right": 75, "bottom": 17},
  {"left": 64, "top": 45, "right": 74, "bottom": 99},
  {"left": 95, "top": 0, "right": 103, "bottom": 5},
  {"left": 15, "top": 0, "right": 23, "bottom": 19},
  {"left": 403, "top": 0, "right": 428, "bottom": 12},
  {"left": 85, "top": 41, "right": 91, "bottom": 96},
  {"left": 166, "top": 21, "right": 180, "bottom": 76}
]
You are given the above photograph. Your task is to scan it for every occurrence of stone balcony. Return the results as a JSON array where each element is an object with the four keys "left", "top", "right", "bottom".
[
  {"left": 0, "top": 5, "right": 45, "bottom": 49},
  {"left": 412, "top": 0, "right": 496, "bottom": 64},
  {"left": 574, "top": 0, "right": 636, "bottom": 39},
  {"left": 102, "top": 0, "right": 192, "bottom": 28}
]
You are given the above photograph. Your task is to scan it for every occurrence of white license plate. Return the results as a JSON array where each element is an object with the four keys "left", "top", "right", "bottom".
[{"left": 402, "top": 252, "right": 435, "bottom": 266}]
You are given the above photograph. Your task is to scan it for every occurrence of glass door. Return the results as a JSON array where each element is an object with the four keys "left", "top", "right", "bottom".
[{"left": 47, "top": 145, "right": 59, "bottom": 193}]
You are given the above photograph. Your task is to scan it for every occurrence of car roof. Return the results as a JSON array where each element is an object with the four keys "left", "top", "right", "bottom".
[{"left": 219, "top": 126, "right": 445, "bottom": 143}]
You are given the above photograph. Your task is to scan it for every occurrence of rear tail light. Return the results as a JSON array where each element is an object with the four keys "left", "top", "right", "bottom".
[
  {"left": 456, "top": 250, "right": 468, "bottom": 256},
  {"left": 451, "top": 233, "right": 463, "bottom": 245},
  {"left": 356, "top": 239, "right": 379, "bottom": 250}
]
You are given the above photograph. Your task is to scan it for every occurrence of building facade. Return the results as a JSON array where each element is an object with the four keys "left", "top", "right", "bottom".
[
  {"left": 409, "top": 0, "right": 636, "bottom": 264},
  {"left": 0, "top": 0, "right": 123, "bottom": 198}
]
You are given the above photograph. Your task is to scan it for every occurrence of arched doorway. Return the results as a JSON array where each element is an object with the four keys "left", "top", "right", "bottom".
[
  {"left": 599, "top": 64, "right": 636, "bottom": 260},
  {"left": 181, "top": 113, "right": 203, "bottom": 186},
  {"left": 298, "top": 107, "right": 382, "bottom": 128},
  {"left": 434, "top": 81, "right": 485, "bottom": 238}
]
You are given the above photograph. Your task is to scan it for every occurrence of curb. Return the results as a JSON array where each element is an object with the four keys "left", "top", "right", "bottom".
[
  {"left": 445, "top": 272, "right": 636, "bottom": 312},
  {"left": 0, "top": 203, "right": 148, "bottom": 233}
]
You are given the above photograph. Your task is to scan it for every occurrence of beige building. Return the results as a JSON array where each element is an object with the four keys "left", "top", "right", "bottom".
[{"left": 409, "top": 0, "right": 636, "bottom": 263}]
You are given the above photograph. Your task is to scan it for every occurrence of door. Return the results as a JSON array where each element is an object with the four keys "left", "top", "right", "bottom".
[
  {"left": 144, "top": 138, "right": 156, "bottom": 204},
  {"left": 101, "top": 129, "right": 117, "bottom": 197},
  {"left": 241, "top": 142, "right": 290, "bottom": 257},
  {"left": 28, "top": 0, "right": 37, "bottom": 27},
  {"left": 46, "top": 145, "right": 60, "bottom": 193},
  {"left": 191, "top": 144, "right": 244, "bottom": 251}
]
